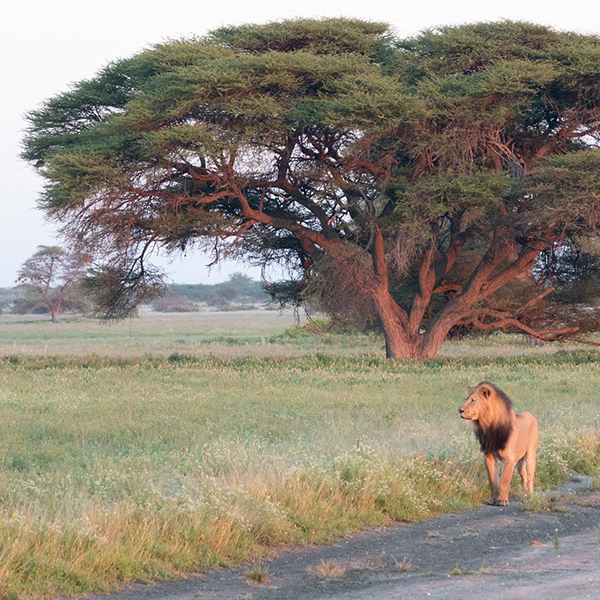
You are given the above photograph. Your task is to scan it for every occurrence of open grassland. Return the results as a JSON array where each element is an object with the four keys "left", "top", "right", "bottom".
[
  {"left": 0, "top": 311, "right": 302, "bottom": 358},
  {"left": 0, "top": 313, "right": 599, "bottom": 597},
  {"left": 0, "top": 310, "right": 591, "bottom": 358}
]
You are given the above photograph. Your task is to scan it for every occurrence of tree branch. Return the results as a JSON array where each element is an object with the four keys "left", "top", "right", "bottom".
[
  {"left": 514, "top": 286, "right": 555, "bottom": 315},
  {"left": 230, "top": 181, "right": 340, "bottom": 255},
  {"left": 479, "top": 236, "right": 557, "bottom": 301},
  {"left": 408, "top": 242, "right": 435, "bottom": 336},
  {"left": 468, "top": 314, "right": 579, "bottom": 341},
  {"left": 371, "top": 223, "right": 409, "bottom": 328}
]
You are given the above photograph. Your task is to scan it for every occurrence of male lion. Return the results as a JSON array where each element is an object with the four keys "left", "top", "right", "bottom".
[{"left": 459, "top": 381, "right": 539, "bottom": 506}]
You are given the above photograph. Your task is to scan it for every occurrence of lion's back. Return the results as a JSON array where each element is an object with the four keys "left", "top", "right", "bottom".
[
  {"left": 515, "top": 411, "right": 539, "bottom": 449},
  {"left": 516, "top": 411, "right": 538, "bottom": 427}
]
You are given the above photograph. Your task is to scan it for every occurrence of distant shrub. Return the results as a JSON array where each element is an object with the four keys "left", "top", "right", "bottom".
[
  {"left": 169, "top": 273, "right": 268, "bottom": 306},
  {"left": 216, "top": 304, "right": 258, "bottom": 312},
  {"left": 151, "top": 295, "right": 199, "bottom": 313},
  {"left": 11, "top": 296, "right": 89, "bottom": 316},
  {"left": 275, "top": 317, "right": 379, "bottom": 341},
  {"left": 11, "top": 297, "right": 41, "bottom": 314}
]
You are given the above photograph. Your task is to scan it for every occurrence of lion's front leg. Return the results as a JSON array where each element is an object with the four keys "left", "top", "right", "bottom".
[
  {"left": 517, "top": 457, "right": 527, "bottom": 494},
  {"left": 484, "top": 453, "right": 499, "bottom": 505},
  {"left": 497, "top": 458, "right": 516, "bottom": 506}
]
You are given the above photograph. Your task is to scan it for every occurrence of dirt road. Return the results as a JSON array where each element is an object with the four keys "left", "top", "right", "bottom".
[{"left": 86, "top": 477, "right": 600, "bottom": 600}]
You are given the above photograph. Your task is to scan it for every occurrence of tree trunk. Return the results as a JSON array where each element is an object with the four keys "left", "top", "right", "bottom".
[
  {"left": 382, "top": 327, "right": 419, "bottom": 359},
  {"left": 373, "top": 288, "right": 466, "bottom": 359},
  {"left": 419, "top": 326, "right": 448, "bottom": 359},
  {"left": 419, "top": 302, "right": 468, "bottom": 359},
  {"left": 379, "top": 316, "right": 457, "bottom": 359},
  {"left": 373, "top": 288, "right": 422, "bottom": 359},
  {"left": 51, "top": 300, "right": 61, "bottom": 322}
]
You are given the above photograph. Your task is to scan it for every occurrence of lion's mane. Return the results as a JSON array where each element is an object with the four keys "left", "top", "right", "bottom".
[{"left": 472, "top": 381, "right": 515, "bottom": 455}]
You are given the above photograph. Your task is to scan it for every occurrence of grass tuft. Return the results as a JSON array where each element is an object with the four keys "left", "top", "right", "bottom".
[
  {"left": 307, "top": 559, "right": 346, "bottom": 579},
  {"left": 392, "top": 556, "right": 413, "bottom": 572},
  {"left": 245, "top": 564, "right": 270, "bottom": 584}
]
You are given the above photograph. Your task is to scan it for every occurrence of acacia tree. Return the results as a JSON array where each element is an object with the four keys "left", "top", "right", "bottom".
[
  {"left": 23, "top": 19, "right": 600, "bottom": 357},
  {"left": 16, "top": 245, "right": 90, "bottom": 321}
]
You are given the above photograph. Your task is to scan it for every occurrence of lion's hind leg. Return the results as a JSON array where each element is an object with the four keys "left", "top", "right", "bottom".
[
  {"left": 526, "top": 418, "right": 539, "bottom": 494},
  {"left": 526, "top": 447, "right": 536, "bottom": 494}
]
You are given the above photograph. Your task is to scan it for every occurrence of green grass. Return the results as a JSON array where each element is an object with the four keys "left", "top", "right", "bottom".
[
  {"left": 1, "top": 311, "right": 593, "bottom": 358},
  {"left": 0, "top": 313, "right": 599, "bottom": 597},
  {"left": 0, "top": 311, "right": 301, "bottom": 357}
]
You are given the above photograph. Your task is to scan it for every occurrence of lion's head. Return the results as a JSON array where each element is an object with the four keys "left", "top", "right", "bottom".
[{"left": 459, "top": 381, "right": 515, "bottom": 455}]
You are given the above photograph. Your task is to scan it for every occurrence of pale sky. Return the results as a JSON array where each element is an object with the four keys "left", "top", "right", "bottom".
[{"left": 2, "top": 0, "right": 600, "bottom": 287}]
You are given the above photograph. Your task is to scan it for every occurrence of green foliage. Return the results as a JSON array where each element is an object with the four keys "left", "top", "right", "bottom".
[
  {"left": 529, "top": 152, "right": 600, "bottom": 230},
  {"left": 210, "top": 18, "right": 390, "bottom": 54},
  {"left": 83, "top": 264, "right": 164, "bottom": 320},
  {"left": 390, "top": 171, "right": 516, "bottom": 229},
  {"left": 24, "top": 19, "right": 600, "bottom": 235}
]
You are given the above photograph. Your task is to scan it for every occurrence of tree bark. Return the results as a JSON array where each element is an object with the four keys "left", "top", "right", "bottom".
[
  {"left": 375, "top": 298, "right": 466, "bottom": 359},
  {"left": 373, "top": 287, "right": 425, "bottom": 359},
  {"left": 419, "top": 309, "right": 464, "bottom": 358}
]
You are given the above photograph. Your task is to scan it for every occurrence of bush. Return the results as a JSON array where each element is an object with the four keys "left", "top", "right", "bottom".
[
  {"left": 151, "top": 295, "right": 199, "bottom": 313},
  {"left": 11, "top": 296, "right": 90, "bottom": 316},
  {"left": 11, "top": 297, "right": 41, "bottom": 314}
]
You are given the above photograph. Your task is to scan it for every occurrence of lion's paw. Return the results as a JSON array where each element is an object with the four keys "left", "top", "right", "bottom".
[{"left": 484, "top": 498, "right": 509, "bottom": 506}]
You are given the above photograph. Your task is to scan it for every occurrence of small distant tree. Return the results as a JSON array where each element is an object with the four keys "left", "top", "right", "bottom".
[
  {"left": 16, "top": 246, "right": 91, "bottom": 321},
  {"left": 218, "top": 272, "right": 265, "bottom": 302}
]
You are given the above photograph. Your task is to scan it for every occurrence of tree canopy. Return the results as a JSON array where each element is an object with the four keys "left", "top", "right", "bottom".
[{"left": 23, "top": 18, "right": 600, "bottom": 357}]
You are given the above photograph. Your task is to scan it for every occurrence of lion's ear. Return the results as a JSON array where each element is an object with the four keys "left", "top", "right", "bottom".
[{"left": 479, "top": 385, "right": 491, "bottom": 398}]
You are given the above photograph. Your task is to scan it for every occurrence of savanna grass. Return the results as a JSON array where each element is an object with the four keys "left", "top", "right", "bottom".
[{"left": 0, "top": 315, "right": 599, "bottom": 597}]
